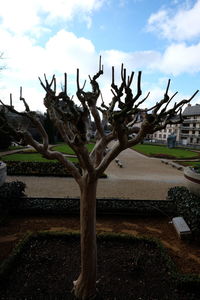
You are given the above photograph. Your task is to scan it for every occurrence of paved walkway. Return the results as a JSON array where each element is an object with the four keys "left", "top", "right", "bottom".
[{"left": 6, "top": 147, "right": 186, "bottom": 200}]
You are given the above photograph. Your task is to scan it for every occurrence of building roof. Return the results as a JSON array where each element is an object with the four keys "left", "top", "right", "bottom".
[{"left": 183, "top": 104, "right": 200, "bottom": 116}]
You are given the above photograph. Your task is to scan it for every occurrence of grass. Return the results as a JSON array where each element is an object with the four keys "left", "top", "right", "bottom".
[
  {"left": 8, "top": 145, "right": 25, "bottom": 151},
  {"left": 177, "top": 161, "right": 200, "bottom": 168},
  {"left": 1, "top": 153, "right": 78, "bottom": 163},
  {"left": 1, "top": 143, "right": 95, "bottom": 163},
  {"left": 52, "top": 143, "right": 95, "bottom": 154},
  {"left": 132, "top": 144, "right": 200, "bottom": 159}
]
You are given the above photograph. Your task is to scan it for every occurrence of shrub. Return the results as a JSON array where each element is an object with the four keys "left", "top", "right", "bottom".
[
  {"left": 0, "top": 181, "right": 26, "bottom": 211},
  {"left": 5, "top": 161, "right": 81, "bottom": 177},
  {"left": 168, "top": 186, "right": 200, "bottom": 241},
  {"left": 5, "top": 161, "right": 107, "bottom": 178}
]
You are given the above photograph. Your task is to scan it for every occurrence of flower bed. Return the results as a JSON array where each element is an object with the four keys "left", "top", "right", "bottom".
[{"left": 0, "top": 231, "right": 199, "bottom": 299}]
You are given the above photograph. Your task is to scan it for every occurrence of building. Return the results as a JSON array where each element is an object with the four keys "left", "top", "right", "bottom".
[
  {"left": 150, "top": 123, "right": 180, "bottom": 144},
  {"left": 180, "top": 104, "right": 200, "bottom": 146},
  {"left": 147, "top": 104, "right": 200, "bottom": 147}
]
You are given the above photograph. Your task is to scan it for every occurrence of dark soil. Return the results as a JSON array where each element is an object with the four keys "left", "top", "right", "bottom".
[
  {"left": 0, "top": 215, "right": 200, "bottom": 299},
  {"left": 0, "top": 234, "right": 197, "bottom": 300}
]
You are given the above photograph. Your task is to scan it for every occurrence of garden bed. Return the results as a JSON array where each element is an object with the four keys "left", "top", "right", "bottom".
[{"left": 0, "top": 232, "right": 199, "bottom": 299}]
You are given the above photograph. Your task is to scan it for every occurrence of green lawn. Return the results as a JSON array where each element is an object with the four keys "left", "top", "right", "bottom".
[
  {"left": 8, "top": 145, "right": 25, "bottom": 151},
  {"left": 52, "top": 143, "right": 95, "bottom": 154},
  {"left": 1, "top": 153, "right": 78, "bottom": 163},
  {"left": 177, "top": 161, "right": 200, "bottom": 168},
  {"left": 132, "top": 144, "right": 200, "bottom": 159}
]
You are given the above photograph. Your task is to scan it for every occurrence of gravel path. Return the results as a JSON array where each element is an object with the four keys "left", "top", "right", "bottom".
[{"left": 6, "top": 147, "right": 186, "bottom": 200}]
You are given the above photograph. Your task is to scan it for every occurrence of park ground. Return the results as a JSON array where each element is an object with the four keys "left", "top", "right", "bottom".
[
  {"left": 6, "top": 146, "right": 187, "bottom": 200},
  {"left": 0, "top": 146, "right": 200, "bottom": 298}
]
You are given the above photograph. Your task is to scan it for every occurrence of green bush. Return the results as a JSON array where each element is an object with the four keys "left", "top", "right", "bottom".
[
  {"left": 168, "top": 186, "right": 200, "bottom": 241},
  {"left": 4, "top": 161, "right": 107, "bottom": 178},
  {"left": 0, "top": 181, "right": 26, "bottom": 211},
  {"left": 5, "top": 161, "right": 81, "bottom": 177}
]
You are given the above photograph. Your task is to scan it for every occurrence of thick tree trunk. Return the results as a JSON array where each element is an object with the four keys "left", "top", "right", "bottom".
[{"left": 73, "top": 177, "right": 98, "bottom": 299}]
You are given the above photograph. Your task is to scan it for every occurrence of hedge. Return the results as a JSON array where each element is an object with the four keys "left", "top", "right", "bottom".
[
  {"left": 5, "top": 161, "right": 81, "bottom": 177},
  {"left": 168, "top": 186, "right": 200, "bottom": 242},
  {"left": 5, "top": 161, "right": 107, "bottom": 178},
  {"left": 0, "top": 181, "right": 26, "bottom": 212}
]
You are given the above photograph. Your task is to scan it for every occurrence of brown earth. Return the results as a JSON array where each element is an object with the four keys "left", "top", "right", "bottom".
[
  {"left": 0, "top": 215, "right": 199, "bottom": 275},
  {"left": 0, "top": 215, "right": 199, "bottom": 299},
  {"left": 0, "top": 234, "right": 197, "bottom": 300}
]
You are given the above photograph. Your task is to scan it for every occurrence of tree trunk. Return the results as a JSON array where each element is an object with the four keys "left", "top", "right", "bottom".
[{"left": 73, "top": 176, "right": 98, "bottom": 299}]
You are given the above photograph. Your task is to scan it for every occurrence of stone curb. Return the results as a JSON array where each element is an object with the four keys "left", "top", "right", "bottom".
[{"left": 161, "top": 160, "right": 184, "bottom": 171}]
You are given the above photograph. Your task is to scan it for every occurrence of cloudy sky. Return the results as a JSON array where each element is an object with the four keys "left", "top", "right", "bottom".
[{"left": 0, "top": 0, "right": 200, "bottom": 112}]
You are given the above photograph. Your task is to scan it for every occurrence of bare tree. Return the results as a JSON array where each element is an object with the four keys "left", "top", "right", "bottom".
[{"left": 0, "top": 57, "right": 198, "bottom": 299}]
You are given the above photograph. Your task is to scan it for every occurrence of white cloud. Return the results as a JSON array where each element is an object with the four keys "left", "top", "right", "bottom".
[
  {"left": 153, "top": 42, "right": 200, "bottom": 75},
  {"left": 0, "top": 0, "right": 106, "bottom": 112},
  {"left": 2, "top": 26, "right": 199, "bottom": 112},
  {"left": 0, "top": 0, "right": 105, "bottom": 35},
  {"left": 0, "top": 0, "right": 40, "bottom": 34},
  {"left": 0, "top": 28, "right": 100, "bottom": 111},
  {"left": 1, "top": 0, "right": 199, "bottom": 113},
  {"left": 45, "top": 30, "right": 97, "bottom": 74},
  {"left": 101, "top": 49, "right": 161, "bottom": 71},
  {"left": 147, "top": 0, "right": 200, "bottom": 41}
]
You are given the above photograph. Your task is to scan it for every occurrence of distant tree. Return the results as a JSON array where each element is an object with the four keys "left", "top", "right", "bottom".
[
  {"left": 0, "top": 108, "right": 12, "bottom": 150},
  {"left": 0, "top": 57, "right": 198, "bottom": 299},
  {"left": 0, "top": 52, "right": 11, "bottom": 150},
  {"left": 43, "top": 112, "right": 56, "bottom": 144}
]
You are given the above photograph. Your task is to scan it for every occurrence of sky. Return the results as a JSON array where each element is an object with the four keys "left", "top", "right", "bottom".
[{"left": 0, "top": 0, "right": 200, "bottom": 112}]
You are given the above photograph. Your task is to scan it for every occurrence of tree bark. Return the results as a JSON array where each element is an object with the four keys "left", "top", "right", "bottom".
[{"left": 73, "top": 176, "right": 97, "bottom": 299}]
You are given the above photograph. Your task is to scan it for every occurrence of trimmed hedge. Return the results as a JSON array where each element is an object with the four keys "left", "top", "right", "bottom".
[
  {"left": 0, "top": 181, "right": 26, "bottom": 199},
  {"left": 168, "top": 186, "right": 200, "bottom": 241},
  {"left": 5, "top": 161, "right": 81, "bottom": 177},
  {"left": 0, "top": 181, "right": 26, "bottom": 212},
  {"left": 13, "top": 197, "right": 176, "bottom": 217},
  {"left": 5, "top": 161, "right": 107, "bottom": 178}
]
